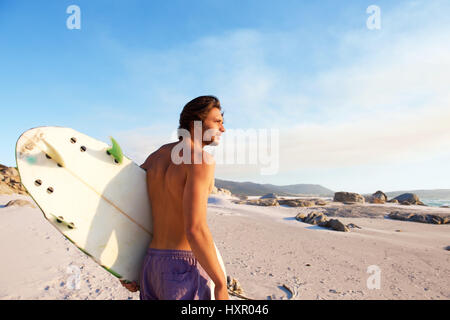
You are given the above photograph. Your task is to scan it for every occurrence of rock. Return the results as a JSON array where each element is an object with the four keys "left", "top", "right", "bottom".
[
  {"left": 259, "top": 199, "right": 279, "bottom": 206},
  {"left": 388, "top": 211, "right": 411, "bottom": 221},
  {"left": 304, "top": 212, "right": 327, "bottom": 225},
  {"left": 334, "top": 192, "right": 365, "bottom": 204},
  {"left": 327, "top": 219, "right": 350, "bottom": 232},
  {"left": 245, "top": 199, "right": 278, "bottom": 206},
  {"left": 425, "top": 215, "right": 443, "bottom": 224},
  {"left": 278, "top": 198, "right": 329, "bottom": 207},
  {"left": 388, "top": 211, "right": 449, "bottom": 225},
  {"left": 260, "top": 193, "right": 278, "bottom": 199},
  {"left": 440, "top": 205, "right": 450, "bottom": 208},
  {"left": 295, "top": 211, "right": 350, "bottom": 232},
  {"left": 295, "top": 212, "right": 307, "bottom": 221},
  {"left": 0, "top": 184, "right": 15, "bottom": 195},
  {"left": 210, "top": 186, "right": 232, "bottom": 196},
  {"left": 0, "top": 164, "right": 28, "bottom": 195},
  {"left": 409, "top": 214, "right": 426, "bottom": 223},
  {"left": 372, "top": 191, "right": 387, "bottom": 203},
  {"left": 314, "top": 199, "right": 328, "bottom": 206},
  {"left": 282, "top": 200, "right": 301, "bottom": 207},
  {"left": 393, "top": 193, "right": 424, "bottom": 205},
  {"left": 346, "top": 223, "right": 362, "bottom": 229},
  {"left": 4, "top": 199, "right": 36, "bottom": 208}
]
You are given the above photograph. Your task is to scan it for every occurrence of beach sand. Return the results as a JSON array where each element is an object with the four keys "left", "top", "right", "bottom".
[{"left": 1, "top": 193, "right": 449, "bottom": 300}]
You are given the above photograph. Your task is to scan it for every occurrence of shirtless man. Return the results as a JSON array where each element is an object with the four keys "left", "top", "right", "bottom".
[{"left": 121, "top": 96, "right": 228, "bottom": 300}]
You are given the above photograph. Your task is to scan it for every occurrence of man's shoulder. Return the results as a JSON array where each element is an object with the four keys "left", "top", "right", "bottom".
[{"left": 140, "top": 143, "right": 175, "bottom": 169}]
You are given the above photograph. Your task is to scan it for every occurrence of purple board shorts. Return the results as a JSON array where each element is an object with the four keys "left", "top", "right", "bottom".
[{"left": 139, "top": 248, "right": 212, "bottom": 300}]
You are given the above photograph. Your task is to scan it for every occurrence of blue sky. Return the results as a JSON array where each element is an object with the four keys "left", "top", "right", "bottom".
[{"left": 1, "top": 0, "right": 450, "bottom": 193}]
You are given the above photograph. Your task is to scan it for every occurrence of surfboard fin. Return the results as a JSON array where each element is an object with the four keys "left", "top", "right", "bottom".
[
  {"left": 107, "top": 137, "right": 123, "bottom": 164},
  {"left": 42, "top": 139, "right": 65, "bottom": 167}
]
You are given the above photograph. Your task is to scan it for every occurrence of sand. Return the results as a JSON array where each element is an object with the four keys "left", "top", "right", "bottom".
[{"left": 1, "top": 193, "right": 449, "bottom": 300}]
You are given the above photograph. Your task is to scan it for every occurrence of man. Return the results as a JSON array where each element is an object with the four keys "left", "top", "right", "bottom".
[{"left": 121, "top": 96, "right": 228, "bottom": 300}]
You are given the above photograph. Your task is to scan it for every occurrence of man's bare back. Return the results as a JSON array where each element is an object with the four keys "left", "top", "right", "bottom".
[{"left": 139, "top": 142, "right": 214, "bottom": 251}]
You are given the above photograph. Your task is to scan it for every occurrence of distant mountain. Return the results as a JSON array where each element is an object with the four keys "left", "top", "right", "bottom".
[
  {"left": 384, "top": 189, "right": 450, "bottom": 200},
  {"left": 214, "top": 178, "right": 334, "bottom": 197}
]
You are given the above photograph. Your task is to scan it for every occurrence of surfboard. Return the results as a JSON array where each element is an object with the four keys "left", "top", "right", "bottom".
[{"left": 15, "top": 126, "right": 226, "bottom": 299}]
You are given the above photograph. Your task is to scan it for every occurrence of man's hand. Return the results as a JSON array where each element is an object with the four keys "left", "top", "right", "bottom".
[{"left": 120, "top": 280, "right": 140, "bottom": 292}]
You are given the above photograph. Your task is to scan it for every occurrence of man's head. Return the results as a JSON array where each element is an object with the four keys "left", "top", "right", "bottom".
[{"left": 178, "top": 95, "right": 225, "bottom": 146}]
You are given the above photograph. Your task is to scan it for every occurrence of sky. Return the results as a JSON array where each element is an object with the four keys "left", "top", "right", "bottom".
[{"left": 1, "top": 0, "right": 450, "bottom": 194}]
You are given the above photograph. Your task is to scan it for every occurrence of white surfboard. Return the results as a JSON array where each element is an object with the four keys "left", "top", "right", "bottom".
[{"left": 15, "top": 126, "right": 226, "bottom": 299}]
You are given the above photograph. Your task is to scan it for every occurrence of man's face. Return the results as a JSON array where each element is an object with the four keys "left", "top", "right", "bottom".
[{"left": 202, "top": 107, "right": 225, "bottom": 146}]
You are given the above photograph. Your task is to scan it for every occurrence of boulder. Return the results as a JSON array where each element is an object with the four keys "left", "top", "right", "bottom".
[
  {"left": 278, "top": 199, "right": 316, "bottom": 207},
  {"left": 393, "top": 193, "right": 425, "bottom": 205},
  {"left": 334, "top": 192, "right": 365, "bottom": 204},
  {"left": 373, "top": 190, "right": 387, "bottom": 201},
  {"left": 369, "top": 191, "right": 387, "bottom": 204},
  {"left": 327, "top": 219, "right": 350, "bottom": 232}
]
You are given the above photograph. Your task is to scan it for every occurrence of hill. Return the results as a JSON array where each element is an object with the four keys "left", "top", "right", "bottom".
[{"left": 214, "top": 178, "right": 334, "bottom": 197}]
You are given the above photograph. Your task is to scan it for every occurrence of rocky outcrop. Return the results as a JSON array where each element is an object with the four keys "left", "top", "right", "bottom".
[
  {"left": 334, "top": 192, "right": 365, "bottom": 204},
  {"left": 295, "top": 211, "right": 351, "bottom": 232},
  {"left": 392, "top": 193, "right": 425, "bottom": 206},
  {"left": 387, "top": 211, "right": 449, "bottom": 224},
  {"left": 0, "top": 165, "right": 28, "bottom": 195},
  {"left": 278, "top": 198, "right": 328, "bottom": 207},
  {"left": 210, "top": 186, "right": 232, "bottom": 196}
]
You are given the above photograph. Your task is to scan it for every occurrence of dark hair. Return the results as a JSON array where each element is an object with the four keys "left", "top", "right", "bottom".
[{"left": 178, "top": 95, "right": 223, "bottom": 137}]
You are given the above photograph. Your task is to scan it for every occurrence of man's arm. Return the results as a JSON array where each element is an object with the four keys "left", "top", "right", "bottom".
[{"left": 182, "top": 159, "right": 228, "bottom": 299}]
